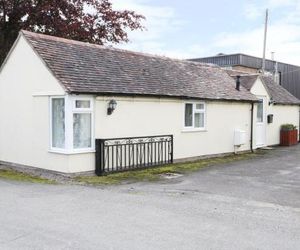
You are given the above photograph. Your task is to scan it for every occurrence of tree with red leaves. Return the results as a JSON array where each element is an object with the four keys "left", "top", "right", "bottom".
[{"left": 0, "top": 0, "right": 144, "bottom": 65}]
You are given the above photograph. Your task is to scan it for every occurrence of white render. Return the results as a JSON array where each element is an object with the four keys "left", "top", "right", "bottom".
[
  {"left": 0, "top": 35, "right": 71, "bottom": 172},
  {"left": 0, "top": 34, "right": 298, "bottom": 173},
  {"left": 94, "top": 96, "right": 252, "bottom": 160},
  {"left": 250, "top": 77, "right": 299, "bottom": 148}
]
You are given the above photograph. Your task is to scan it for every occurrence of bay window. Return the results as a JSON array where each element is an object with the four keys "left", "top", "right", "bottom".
[
  {"left": 184, "top": 102, "right": 206, "bottom": 130},
  {"left": 50, "top": 96, "right": 94, "bottom": 153}
]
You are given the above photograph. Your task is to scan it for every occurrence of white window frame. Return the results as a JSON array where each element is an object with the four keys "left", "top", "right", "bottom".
[
  {"left": 73, "top": 98, "right": 92, "bottom": 110},
  {"left": 49, "top": 96, "right": 67, "bottom": 153},
  {"left": 256, "top": 98, "right": 264, "bottom": 124},
  {"left": 183, "top": 102, "right": 206, "bottom": 131},
  {"left": 49, "top": 95, "right": 95, "bottom": 154},
  {"left": 71, "top": 96, "right": 94, "bottom": 153}
]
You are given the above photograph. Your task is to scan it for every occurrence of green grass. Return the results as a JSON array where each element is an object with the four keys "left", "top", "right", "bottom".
[
  {"left": 0, "top": 151, "right": 265, "bottom": 186},
  {"left": 0, "top": 169, "right": 56, "bottom": 184},
  {"left": 75, "top": 151, "right": 262, "bottom": 186}
]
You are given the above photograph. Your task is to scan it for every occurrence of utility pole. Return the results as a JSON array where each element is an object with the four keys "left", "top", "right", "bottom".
[{"left": 262, "top": 9, "right": 268, "bottom": 74}]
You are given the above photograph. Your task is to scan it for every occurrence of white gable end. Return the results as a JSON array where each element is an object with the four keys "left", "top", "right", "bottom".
[
  {"left": 0, "top": 34, "right": 65, "bottom": 95},
  {"left": 250, "top": 77, "right": 270, "bottom": 98},
  {"left": 0, "top": 34, "right": 69, "bottom": 172}
]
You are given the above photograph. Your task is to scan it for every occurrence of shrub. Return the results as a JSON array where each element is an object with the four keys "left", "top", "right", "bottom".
[{"left": 281, "top": 124, "right": 297, "bottom": 131}]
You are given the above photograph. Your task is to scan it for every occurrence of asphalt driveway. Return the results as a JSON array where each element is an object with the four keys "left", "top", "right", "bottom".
[{"left": 0, "top": 145, "right": 300, "bottom": 250}]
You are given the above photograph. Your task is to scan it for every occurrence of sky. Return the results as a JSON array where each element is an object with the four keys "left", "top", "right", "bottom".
[{"left": 111, "top": 0, "right": 300, "bottom": 65}]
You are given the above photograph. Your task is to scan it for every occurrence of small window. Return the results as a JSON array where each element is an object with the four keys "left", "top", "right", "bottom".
[
  {"left": 196, "top": 103, "right": 204, "bottom": 110},
  {"left": 184, "top": 102, "right": 206, "bottom": 129},
  {"left": 73, "top": 98, "right": 93, "bottom": 149},
  {"left": 73, "top": 113, "right": 92, "bottom": 149},
  {"left": 194, "top": 113, "right": 205, "bottom": 128},
  {"left": 51, "top": 98, "right": 65, "bottom": 148},
  {"left": 185, "top": 104, "right": 193, "bottom": 127},
  {"left": 257, "top": 100, "right": 264, "bottom": 123},
  {"left": 75, "top": 100, "right": 91, "bottom": 109}
]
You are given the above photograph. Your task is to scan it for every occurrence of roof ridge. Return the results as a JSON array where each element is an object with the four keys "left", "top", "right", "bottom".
[{"left": 20, "top": 30, "right": 217, "bottom": 68}]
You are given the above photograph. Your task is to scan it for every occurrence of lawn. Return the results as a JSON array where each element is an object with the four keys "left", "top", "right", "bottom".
[
  {"left": 0, "top": 169, "right": 56, "bottom": 184},
  {"left": 75, "top": 152, "right": 262, "bottom": 185}
]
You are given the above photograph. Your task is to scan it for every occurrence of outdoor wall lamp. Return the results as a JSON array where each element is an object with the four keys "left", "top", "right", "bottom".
[
  {"left": 269, "top": 98, "right": 275, "bottom": 106},
  {"left": 107, "top": 99, "right": 117, "bottom": 115}
]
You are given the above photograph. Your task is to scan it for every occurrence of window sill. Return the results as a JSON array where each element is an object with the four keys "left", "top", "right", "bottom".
[
  {"left": 48, "top": 149, "right": 95, "bottom": 155},
  {"left": 182, "top": 128, "right": 207, "bottom": 133}
]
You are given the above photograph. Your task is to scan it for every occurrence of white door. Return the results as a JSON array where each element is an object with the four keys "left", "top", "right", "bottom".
[{"left": 256, "top": 97, "right": 267, "bottom": 147}]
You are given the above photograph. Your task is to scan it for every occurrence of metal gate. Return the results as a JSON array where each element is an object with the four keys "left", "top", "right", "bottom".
[{"left": 95, "top": 135, "right": 173, "bottom": 175}]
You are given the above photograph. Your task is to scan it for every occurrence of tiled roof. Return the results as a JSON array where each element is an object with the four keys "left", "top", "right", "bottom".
[
  {"left": 21, "top": 30, "right": 257, "bottom": 102},
  {"left": 228, "top": 71, "right": 300, "bottom": 105},
  {"left": 261, "top": 76, "right": 300, "bottom": 105},
  {"left": 236, "top": 75, "right": 258, "bottom": 91}
]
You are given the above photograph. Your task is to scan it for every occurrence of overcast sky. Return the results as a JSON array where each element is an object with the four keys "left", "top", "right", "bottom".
[{"left": 112, "top": 0, "right": 300, "bottom": 65}]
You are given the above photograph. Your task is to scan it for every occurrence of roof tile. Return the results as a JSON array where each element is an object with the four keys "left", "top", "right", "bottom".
[
  {"left": 228, "top": 70, "right": 300, "bottom": 105},
  {"left": 22, "top": 30, "right": 257, "bottom": 102}
]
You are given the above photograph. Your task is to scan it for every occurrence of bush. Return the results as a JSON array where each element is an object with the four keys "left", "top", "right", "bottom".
[{"left": 281, "top": 124, "right": 297, "bottom": 131}]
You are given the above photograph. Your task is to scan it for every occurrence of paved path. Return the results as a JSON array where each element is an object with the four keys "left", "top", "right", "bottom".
[{"left": 0, "top": 145, "right": 300, "bottom": 250}]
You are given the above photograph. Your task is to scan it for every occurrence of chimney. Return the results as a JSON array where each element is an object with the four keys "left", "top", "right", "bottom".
[
  {"left": 236, "top": 75, "right": 241, "bottom": 91},
  {"left": 274, "top": 61, "right": 280, "bottom": 84}
]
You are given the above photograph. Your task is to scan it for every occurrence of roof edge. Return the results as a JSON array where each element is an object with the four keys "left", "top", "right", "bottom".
[
  {"left": 274, "top": 102, "right": 300, "bottom": 106},
  {"left": 256, "top": 75, "right": 273, "bottom": 98},
  {"left": 69, "top": 91, "right": 258, "bottom": 103}
]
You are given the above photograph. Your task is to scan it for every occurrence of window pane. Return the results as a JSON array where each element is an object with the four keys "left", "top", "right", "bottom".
[
  {"left": 257, "top": 100, "right": 264, "bottom": 122},
  {"left": 185, "top": 104, "right": 193, "bottom": 127},
  {"left": 76, "top": 100, "right": 90, "bottom": 108},
  {"left": 52, "top": 98, "right": 65, "bottom": 148},
  {"left": 195, "top": 113, "right": 205, "bottom": 128},
  {"left": 73, "top": 113, "right": 92, "bottom": 149},
  {"left": 196, "top": 103, "right": 204, "bottom": 110}
]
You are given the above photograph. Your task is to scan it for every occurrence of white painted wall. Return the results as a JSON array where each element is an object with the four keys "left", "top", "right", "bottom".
[
  {"left": 250, "top": 78, "right": 299, "bottom": 147},
  {"left": 266, "top": 105, "right": 299, "bottom": 145},
  {"left": 94, "top": 96, "right": 252, "bottom": 160},
  {"left": 0, "top": 35, "right": 76, "bottom": 173}
]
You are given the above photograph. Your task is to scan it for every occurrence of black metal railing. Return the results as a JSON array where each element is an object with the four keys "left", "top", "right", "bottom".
[{"left": 95, "top": 135, "right": 173, "bottom": 175}]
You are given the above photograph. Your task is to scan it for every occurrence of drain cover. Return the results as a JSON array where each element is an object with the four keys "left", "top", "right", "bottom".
[{"left": 160, "top": 173, "right": 183, "bottom": 179}]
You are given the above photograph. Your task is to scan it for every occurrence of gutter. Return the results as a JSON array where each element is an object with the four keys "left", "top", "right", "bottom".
[
  {"left": 273, "top": 102, "right": 300, "bottom": 106},
  {"left": 70, "top": 91, "right": 258, "bottom": 104}
]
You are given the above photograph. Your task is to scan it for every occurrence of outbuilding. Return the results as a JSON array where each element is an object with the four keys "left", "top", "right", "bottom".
[
  {"left": 0, "top": 31, "right": 299, "bottom": 174},
  {"left": 228, "top": 72, "right": 300, "bottom": 148}
]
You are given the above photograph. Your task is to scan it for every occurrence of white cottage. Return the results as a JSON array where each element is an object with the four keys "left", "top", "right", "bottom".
[
  {"left": 0, "top": 30, "right": 299, "bottom": 174},
  {"left": 228, "top": 73, "right": 300, "bottom": 148}
]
